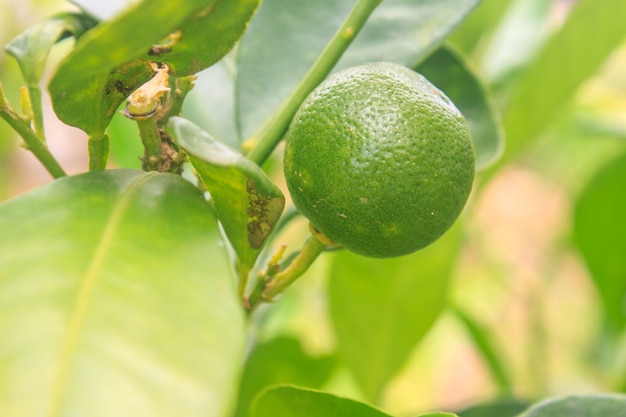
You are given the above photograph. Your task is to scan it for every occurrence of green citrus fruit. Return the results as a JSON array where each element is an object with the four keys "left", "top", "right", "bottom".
[{"left": 284, "top": 62, "right": 475, "bottom": 258}]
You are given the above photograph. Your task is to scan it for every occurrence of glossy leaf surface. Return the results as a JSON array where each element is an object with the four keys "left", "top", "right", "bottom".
[
  {"left": 0, "top": 170, "right": 245, "bottom": 417},
  {"left": 416, "top": 45, "right": 503, "bottom": 170},
  {"left": 236, "top": 0, "right": 481, "bottom": 139},
  {"left": 573, "top": 150, "right": 626, "bottom": 332},
  {"left": 168, "top": 117, "right": 284, "bottom": 273},
  {"left": 522, "top": 394, "right": 626, "bottom": 417},
  {"left": 142, "top": 0, "right": 260, "bottom": 76},
  {"left": 52, "top": 0, "right": 211, "bottom": 81},
  {"left": 251, "top": 386, "right": 392, "bottom": 417},
  {"left": 328, "top": 225, "right": 461, "bottom": 401},
  {"left": 234, "top": 337, "right": 336, "bottom": 417},
  {"left": 67, "top": 0, "right": 258, "bottom": 77},
  {"left": 49, "top": 61, "right": 152, "bottom": 138},
  {"left": 49, "top": 0, "right": 257, "bottom": 136}
]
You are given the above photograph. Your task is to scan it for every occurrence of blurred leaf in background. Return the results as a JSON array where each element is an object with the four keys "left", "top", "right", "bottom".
[
  {"left": 329, "top": 226, "right": 461, "bottom": 402},
  {"left": 573, "top": 150, "right": 626, "bottom": 334}
]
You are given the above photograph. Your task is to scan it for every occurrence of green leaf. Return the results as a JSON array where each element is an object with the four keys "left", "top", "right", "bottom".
[
  {"left": 236, "top": 0, "right": 481, "bottom": 139},
  {"left": 49, "top": 0, "right": 258, "bottom": 136},
  {"left": 573, "top": 150, "right": 626, "bottom": 332},
  {"left": 5, "top": 12, "right": 95, "bottom": 87},
  {"left": 51, "top": 0, "right": 212, "bottom": 82},
  {"left": 234, "top": 337, "right": 336, "bottom": 417},
  {"left": 415, "top": 45, "right": 503, "bottom": 170},
  {"left": 167, "top": 116, "right": 284, "bottom": 275},
  {"left": 0, "top": 170, "right": 245, "bottom": 416},
  {"left": 251, "top": 386, "right": 392, "bottom": 417},
  {"left": 49, "top": 60, "right": 152, "bottom": 138},
  {"left": 143, "top": 0, "right": 260, "bottom": 76},
  {"left": 499, "top": 0, "right": 626, "bottom": 166},
  {"left": 60, "top": 0, "right": 257, "bottom": 78},
  {"left": 522, "top": 394, "right": 626, "bottom": 417},
  {"left": 5, "top": 12, "right": 97, "bottom": 135},
  {"left": 456, "top": 398, "right": 529, "bottom": 417},
  {"left": 328, "top": 225, "right": 461, "bottom": 402}
]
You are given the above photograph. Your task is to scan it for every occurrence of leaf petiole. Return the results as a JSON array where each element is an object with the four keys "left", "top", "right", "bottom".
[{"left": 87, "top": 133, "right": 110, "bottom": 171}]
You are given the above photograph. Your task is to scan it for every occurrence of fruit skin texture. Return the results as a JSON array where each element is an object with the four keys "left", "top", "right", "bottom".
[{"left": 284, "top": 62, "right": 475, "bottom": 258}]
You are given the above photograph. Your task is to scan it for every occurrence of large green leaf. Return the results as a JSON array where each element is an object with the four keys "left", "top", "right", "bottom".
[
  {"left": 53, "top": 0, "right": 211, "bottom": 81},
  {"left": 415, "top": 45, "right": 503, "bottom": 170},
  {"left": 497, "top": 0, "right": 626, "bottom": 168},
  {"left": 141, "top": 0, "right": 260, "bottom": 76},
  {"left": 328, "top": 225, "right": 461, "bottom": 402},
  {"left": 234, "top": 337, "right": 336, "bottom": 417},
  {"left": 236, "top": 0, "right": 481, "bottom": 139},
  {"left": 521, "top": 394, "right": 626, "bottom": 417},
  {"left": 251, "top": 386, "right": 392, "bottom": 417},
  {"left": 0, "top": 170, "right": 245, "bottom": 417},
  {"left": 49, "top": 61, "right": 152, "bottom": 139},
  {"left": 5, "top": 12, "right": 97, "bottom": 136},
  {"left": 573, "top": 150, "right": 626, "bottom": 332},
  {"left": 49, "top": 0, "right": 258, "bottom": 137},
  {"left": 168, "top": 117, "right": 284, "bottom": 276},
  {"left": 83, "top": 0, "right": 257, "bottom": 76}
]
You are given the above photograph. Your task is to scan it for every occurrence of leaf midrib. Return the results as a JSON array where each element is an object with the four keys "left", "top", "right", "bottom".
[{"left": 47, "top": 172, "right": 157, "bottom": 417}]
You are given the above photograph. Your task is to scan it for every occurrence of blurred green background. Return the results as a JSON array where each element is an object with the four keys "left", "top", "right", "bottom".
[{"left": 1, "top": 0, "right": 625, "bottom": 415}]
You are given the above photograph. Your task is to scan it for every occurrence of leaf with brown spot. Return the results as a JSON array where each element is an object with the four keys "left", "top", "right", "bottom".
[
  {"left": 48, "top": 0, "right": 260, "bottom": 137},
  {"left": 246, "top": 179, "right": 285, "bottom": 249},
  {"left": 49, "top": 60, "right": 152, "bottom": 137},
  {"left": 167, "top": 117, "right": 284, "bottom": 272}
]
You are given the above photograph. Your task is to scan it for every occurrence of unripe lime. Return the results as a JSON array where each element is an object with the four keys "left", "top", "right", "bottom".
[{"left": 284, "top": 62, "right": 475, "bottom": 258}]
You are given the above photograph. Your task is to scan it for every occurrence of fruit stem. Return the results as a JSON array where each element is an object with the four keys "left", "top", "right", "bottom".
[
  {"left": 245, "top": 233, "right": 328, "bottom": 314},
  {"left": 245, "top": 0, "right": 383, "bottom": 166},
  {"left": 0, "top": 81, "right": 67, "bottom": 178}
]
